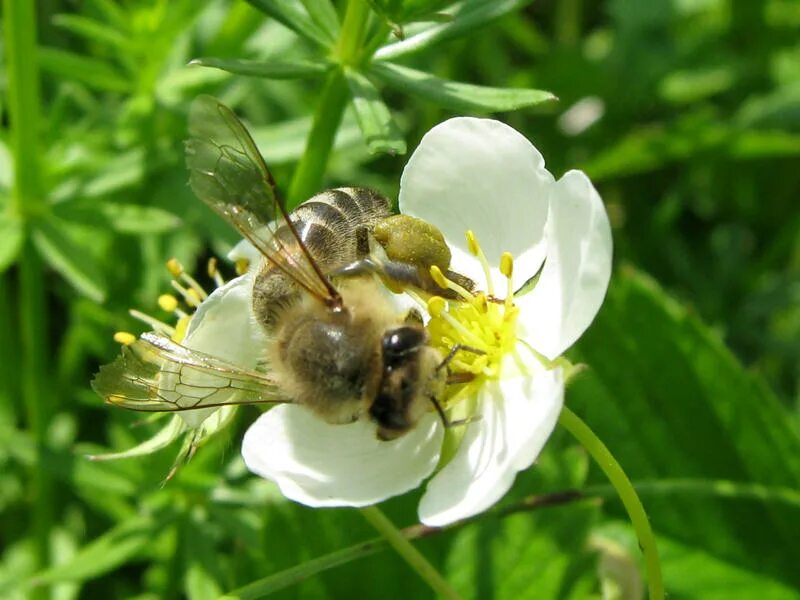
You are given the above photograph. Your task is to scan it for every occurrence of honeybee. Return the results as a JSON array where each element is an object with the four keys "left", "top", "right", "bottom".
[{"left": 93, "top": 95, "right": 468, "bottom": 440}]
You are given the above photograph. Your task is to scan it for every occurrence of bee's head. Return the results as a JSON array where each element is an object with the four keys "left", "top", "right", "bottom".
[{"left": 371, "top": 326, "right": 444, "bottom": 441}]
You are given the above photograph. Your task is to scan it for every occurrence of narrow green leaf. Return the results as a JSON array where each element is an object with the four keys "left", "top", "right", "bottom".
[
  {"left": 31, "top": 218, "right": 107, "bottom": 302},
  {"left": 374, "top": 0, "right": 530, "bottom": 60},
  {"left": 55, "top": 200, "right": 181, "bottom": 234},
  {"left": 244, "top": 0, "right": 334, "bottom": 47},
  {"left": 26, "top": 513, "right": 173, "bottom": 586},
  {"left": 38, "top": 47, "right": 131, "bottom": 92},
  {"left": 344, "top": 67, "right": 406, "bottom": 155},
  {"left": 52, "top": 14, "right": 129, "bottom": 50},
  {"left": 189, "top": 57, "right": 329, "bottom": 80},
  {"left": 86, "top": 416, "right": 185, "bottom": 461},
  {"left": 85, "top": 0, "right": 128, "bottom": 31},
  {"left": 0, "top": 138, "right": 12, "bottom": 189},
  {"left": 370, "top": 61, "right": 556, "bottom": 112},
  {"left": 0, "top": 213, "right": 23, "bottom": 273},
  {"left": 298, "top": 0, "right": 339, "bottom": 39}
]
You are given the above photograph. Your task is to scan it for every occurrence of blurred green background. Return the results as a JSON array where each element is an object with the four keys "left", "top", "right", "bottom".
[{"left": 1, "top": 0, "right": 799, "bottom": 598}]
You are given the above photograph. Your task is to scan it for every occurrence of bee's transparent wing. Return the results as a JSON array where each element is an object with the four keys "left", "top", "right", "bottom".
[
  {"left": 92, "top": 333, "right": 285, "bottom": 412},
  {"left": 186, "top": 95, "right": 340, "bottom": 306}
]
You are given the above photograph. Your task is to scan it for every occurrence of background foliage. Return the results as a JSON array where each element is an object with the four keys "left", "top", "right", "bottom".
[{"left": 1, "top": 0, "right": 799, "bottom": 598}]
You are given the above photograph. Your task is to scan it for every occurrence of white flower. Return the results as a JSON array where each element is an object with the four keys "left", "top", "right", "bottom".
[{"left": 239, "top": 117, "right": 612, "bottom": 526}]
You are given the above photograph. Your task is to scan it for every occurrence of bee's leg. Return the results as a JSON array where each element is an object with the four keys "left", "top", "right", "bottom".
[
  {"left": 446, "top": 372, "right": 476, "bottom": 384},
  {"left": 404, "top": 307, "right": 424, "bottom": 325},
  {"left": 428, "top": 395, "right": 481, "bottom": 429},
  {"left": 436, "top": 344, "right": 485, "bottom": 373},
  {"left": 355, "top": 226, "right": 371, "bottom": 258}
]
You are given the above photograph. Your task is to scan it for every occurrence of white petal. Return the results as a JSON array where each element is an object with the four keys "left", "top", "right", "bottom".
[
  {"left": 516, "top": 170, "right": 612, "bottom": 359},
  {"left": 242, "top": 406, "right": 443, "bottom": 507},
  {"left": 418, "top": 364, "right": 564, "bottom": 527},
  {"left": 399, "top": 117, "right": 551, "bottom": 291},
  {"left": 179, "top": 272, "right": 264, "bottom": 427}
]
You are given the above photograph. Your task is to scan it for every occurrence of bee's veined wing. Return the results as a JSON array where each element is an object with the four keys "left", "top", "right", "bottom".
[
  {"left": 186, "top": 95, "right": 340, "bottom": 306},
  {"left": 92, "top": 332, "right": 285, "bottom": 412}
]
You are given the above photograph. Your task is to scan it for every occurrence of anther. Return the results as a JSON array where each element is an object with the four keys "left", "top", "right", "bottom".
[
  {"left": 207, "top": 258, "right": 224, "bottom": 287},
  {"left": 429, "top": 265, "right": 474, "bottom": 302},
  {"left": 500, "top": 252, "right": 514, "bottom": 278},
  {"left": 171, "top": 280, "right": 201, "bottom": 307},
  {"left": 166, "top": 258, "right": 183, "bottom": 277},
  {"left": 235, "top": 258, "right": 250, "bottom": 276},
  {"left": 158, "top": 294, "right": 179, "bottom": 313},
  {"left": 427, "top": 296, "right": 447, "bottom": 318},
  {"left": 464, "top": 230, "right": 494, "bottom": 296},
  {"left": 113, "top": 331, "right": 136, "bottom": 346}
]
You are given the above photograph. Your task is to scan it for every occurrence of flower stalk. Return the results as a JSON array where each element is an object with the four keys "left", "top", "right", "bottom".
[
  {"left": 559, "top": 407, "right": 665, "bottom": 600},
  {"left": 358, "top": 506, "right": 462, "bottom": 600}
]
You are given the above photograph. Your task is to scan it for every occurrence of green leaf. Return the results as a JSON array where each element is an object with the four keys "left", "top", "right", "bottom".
[
  {"left": 189, "top": 56, "right": 329, "bottom": 80},
  {"left": 86, "top": 415, "right": 185, "bottom": 461},
  {"left": 38, "top": 47, "right": 131, "bottom": 92},
  {"left": 54, "top": 200, "right": 181, "bottom": 234},
  {"left": 375, "top": 0, "right": 530, "bottom": 60},
  {"left": 656, "top": 530, "right": 800, "bottom": 600},
  {"left": 370, "top": 61, "right": 556, "bottom": 112},
  {"left": 569, "top": 268, "right": 800, "bottom": 592},
  {"left": 244, "top": 0, "right": 334, "bottom": 47},
  {"left": 31, "top": 218, "right": 107, "bottom": 302},
  {"left": 26, "top": 513, "right": 174, "bottom": 587},
  {"left": 298, "top": 0, "right": 339, "bottom": 39},
  {"left": 52, "top": 14, "right": 129, "bottom": 51},
  {"left": 0, "top": 213, "right": 23, "bottom": 273},
  {"left": 344, "top": 67, "right": 406, "bottom": 155}
]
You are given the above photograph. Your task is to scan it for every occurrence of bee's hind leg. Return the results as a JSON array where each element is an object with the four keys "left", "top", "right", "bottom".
[{"left": 428, "top": 395, "right": 482, "bottom": 429}]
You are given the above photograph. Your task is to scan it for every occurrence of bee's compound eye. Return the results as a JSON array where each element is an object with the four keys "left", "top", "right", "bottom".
[{"left": 382, "top": 326, "right": 425, "bottom": 365}]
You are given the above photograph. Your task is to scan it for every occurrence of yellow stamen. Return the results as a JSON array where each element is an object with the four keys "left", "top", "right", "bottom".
[
  {"left": 429, "top": 265, "right": 474, "bottom": 302},
  {"left": 500, "top": 252, "right": 515, "bottom": 310},
  {"left": 158, "top": 294, "right": 179, "bottom": 313},
  {"left": 129, "top": 309, "right": 176, "bottom": 336},
  {"left": 235, "top": 258, "right": 250, "bottom": 275},
  {"left": 465, "top": 230, "right": 494, "bottom": 296},
  {"left": 427, "top": 296, "right": 447, "bottom": 318},
  {"left": 171, "top": 280, "right": 202, "bottom": 308},
  {"left": 207, "top": 258, "right": 224, "bottom": 287},
  {"left": 166, "top": 258, "right": 183, "bottom": 277},
  {"left": 465, "top": 230, "right": 480, "bottom": 257},
  {"left": 500, "top": 252, "right": 514, "bottom": 278},
  {"left": 172, "top": 315, "right": 191, "bottom": 343},
  {"left": 179, "top": 271, "right": 208, "bottom": 301},
  {"left": 113, "top": 331, "right": 136, "bottom": 346}
]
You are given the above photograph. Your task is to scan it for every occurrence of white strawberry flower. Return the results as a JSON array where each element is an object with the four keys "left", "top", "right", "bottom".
[{"left": 241, "top": 117, "right": 612, "bottom": 526}]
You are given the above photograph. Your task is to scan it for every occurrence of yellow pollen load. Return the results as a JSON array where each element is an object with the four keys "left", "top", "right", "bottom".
[{"left": 426, "top": 232, "right": 520, "bottom": 408}]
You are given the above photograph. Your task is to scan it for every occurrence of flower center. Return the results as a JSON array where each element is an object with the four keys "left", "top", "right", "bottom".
[{"left": 425, "top": 230, "right": 520, "bottom": 410}]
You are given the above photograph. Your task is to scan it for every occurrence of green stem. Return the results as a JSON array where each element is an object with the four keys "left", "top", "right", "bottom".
[
  {"left": 358, "top": 506, "right": 462, "bottom": 600},
  {"left": 5, "top": 1, "right": 51, "bottom": 594},
  {"left": 4, "top": 0, "right": 45, "bottom": 217},
  {"left": 559, "top": 407, "right": 664, "bottom": 600},
  {"left": 287, "top": 0, "right": 371, "bottom": 206},
  {"left": 286, "top": 70, "right": 349, "bottom": 207},
  {"left": 335, "top": 0, "right": 370, "bottom": 65}
]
